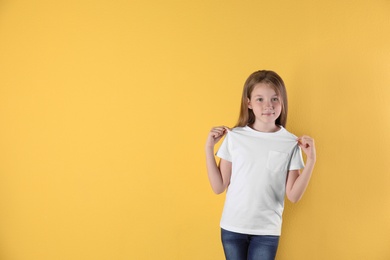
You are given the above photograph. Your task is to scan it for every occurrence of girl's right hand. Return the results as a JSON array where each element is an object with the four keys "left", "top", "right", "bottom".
[{"left": 205, "top": 126, "right": 229, "bottom": 148}]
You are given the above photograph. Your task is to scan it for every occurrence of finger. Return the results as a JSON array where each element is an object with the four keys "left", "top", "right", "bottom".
[
  {"left": 302, "top": 142, "right": 314, "bottom": 149},
  {"left": 213, "top": 126, "right": 228, "bottom": 133},
  {"left": 298, "top": 139, "right": 311, "bottom": 149},
  {"left": 298, "top": 136, "right": 313, "bottom": 144},
  {"left": 211, "top": 127, "right": 225, "bottom": 135},
  {"left": 300, "top": 143, "right": 310, "bottom": 149},
  {"left": 210, "top": 127, "right": 227, "bottom": 138},
  {"left": 211, "top": 126, "right": 225, "bottom": 131}
]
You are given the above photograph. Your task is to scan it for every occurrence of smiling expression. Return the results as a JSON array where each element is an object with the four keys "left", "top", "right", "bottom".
[{"left": 247, "top": 83, "right": 282, "bottom": 130}]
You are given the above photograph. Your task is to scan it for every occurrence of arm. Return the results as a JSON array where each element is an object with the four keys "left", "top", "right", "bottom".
[
  {"left": 286, "top": 136, "right": 316, "bottom": 203},
  {"left": 205, "top": 126, "right": 232, "bottom": 194}
]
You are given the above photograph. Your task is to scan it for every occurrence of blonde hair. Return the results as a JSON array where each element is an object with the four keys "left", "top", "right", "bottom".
[{"left": 235, "top": 70, "right": 288, "bottom": 128}]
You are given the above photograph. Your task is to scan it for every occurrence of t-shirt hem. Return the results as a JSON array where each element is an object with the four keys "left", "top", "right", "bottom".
[
  {"left": 216, "top": 151, "right": 232, "bottom": 162},
  {"left": 220, "top": 223, "right": 281, "bottom": 236},
  {"left": 289, "top": 164, "right": 304, "bottom": 170}
]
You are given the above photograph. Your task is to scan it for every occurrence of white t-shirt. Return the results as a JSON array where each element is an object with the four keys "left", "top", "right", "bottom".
[{"left": 216, "top": 126, "right": 304, "bottom": 236}]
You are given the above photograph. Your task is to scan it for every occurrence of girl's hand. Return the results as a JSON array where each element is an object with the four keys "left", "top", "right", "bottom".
[
  {"left": 297, "top": 135, "right": 316, "bottom": 161},
  {"left": 206, "top": 126, "right": 229, "bottom": 149}
]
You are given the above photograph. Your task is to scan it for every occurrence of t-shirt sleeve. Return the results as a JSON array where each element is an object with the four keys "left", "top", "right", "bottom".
[
  {"left": 289, "top": 144, "right": 305, "bottom": 170},
  {"left": 216, "top": 132, "right": 232, "bottom": 162}
]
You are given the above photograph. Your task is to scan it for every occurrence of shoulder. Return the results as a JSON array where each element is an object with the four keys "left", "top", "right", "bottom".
[
  {"left": 230, "top": 126, "right": 248, "bottom": 134},
  {"left": 228, "top": 126, "right": 253, "bottom": 138},
  {"left": 272, "top": 126, "right": 299, "bottom": 143},
  {"left": 279, "top": 127, "right": 298, "bottom": 138}
]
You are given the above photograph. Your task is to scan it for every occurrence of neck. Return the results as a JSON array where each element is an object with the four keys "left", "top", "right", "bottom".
[{"left": 250, "top": 122, "right": 280, "bottom": 133}]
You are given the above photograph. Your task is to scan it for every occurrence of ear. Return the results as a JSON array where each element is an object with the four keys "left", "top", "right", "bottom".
[{"left": 247, "top": 97, "right": 252, "bottom": 109}]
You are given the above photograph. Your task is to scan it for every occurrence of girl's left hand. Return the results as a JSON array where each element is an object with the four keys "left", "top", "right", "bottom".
[{"left": 297, "top": 136, "right": 316, "bottom": 161}]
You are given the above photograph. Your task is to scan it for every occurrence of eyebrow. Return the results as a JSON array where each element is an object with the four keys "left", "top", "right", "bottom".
[{"left": 253, "top": 94, "right": 279, "bottom": 97}]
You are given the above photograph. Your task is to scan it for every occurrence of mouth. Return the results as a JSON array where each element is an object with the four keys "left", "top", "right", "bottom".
[{"left": 262, "top": 112, "right": 275, "bottom": 116}]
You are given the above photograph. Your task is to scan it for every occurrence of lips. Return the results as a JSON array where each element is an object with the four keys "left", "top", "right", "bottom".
[{"left": 262, "top": 112, "right": 275, "bottom": 116}]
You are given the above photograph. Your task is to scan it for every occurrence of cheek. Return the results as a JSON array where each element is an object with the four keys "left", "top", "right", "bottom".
[
  {"left": 274, "top": 102, "right": 282, "bottom": 110},
  {"left": 275, "top": 104, "right": 283, "bottom": 114}
]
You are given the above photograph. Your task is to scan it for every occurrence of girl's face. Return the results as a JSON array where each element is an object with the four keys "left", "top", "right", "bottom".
[{"left": 248, "top": 83, "right": 282, "bottom": 130}]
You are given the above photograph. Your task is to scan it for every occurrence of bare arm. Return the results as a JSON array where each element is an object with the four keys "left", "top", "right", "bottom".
[
  {"left": 205, "top": 126, "right": 232, "bottom": 194},
  {"left": 286, "top": 136, "right": 316, "bottom": 203}
]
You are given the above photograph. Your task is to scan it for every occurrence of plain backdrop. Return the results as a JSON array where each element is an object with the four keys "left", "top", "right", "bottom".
[{"left": 0, "top": 0, "right": 389, "bottom": 259}]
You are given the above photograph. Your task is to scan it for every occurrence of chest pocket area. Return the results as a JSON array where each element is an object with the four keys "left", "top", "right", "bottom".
[{"left": 266, "top": 151, "right": 289, "bottom": 173}]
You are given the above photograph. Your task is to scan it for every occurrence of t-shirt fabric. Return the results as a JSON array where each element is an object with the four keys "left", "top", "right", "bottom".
[{"left": 216, "top": 126, "right": 304, "bottom": 236}]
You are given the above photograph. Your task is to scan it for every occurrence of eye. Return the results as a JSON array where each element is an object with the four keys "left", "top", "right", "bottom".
[
  {"left": 272, "top": 97, "right": 279, "bottom": 102},
  {"left": 257, "top": 98, "right": 263, "bottom": 102}
]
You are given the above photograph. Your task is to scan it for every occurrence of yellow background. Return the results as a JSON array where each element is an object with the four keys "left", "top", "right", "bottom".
[{"left": 1, "top": 0, "right": 389, "bottom": 259}]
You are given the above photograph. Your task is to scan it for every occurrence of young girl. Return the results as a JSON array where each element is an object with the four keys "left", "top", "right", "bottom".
[{"left": 205, "top": 70, "right": 316, "bottom": 260}]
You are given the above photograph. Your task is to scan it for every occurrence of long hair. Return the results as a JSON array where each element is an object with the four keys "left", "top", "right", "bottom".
[{"left": 235, "top": 70, "right": 288, "bottom": 128}]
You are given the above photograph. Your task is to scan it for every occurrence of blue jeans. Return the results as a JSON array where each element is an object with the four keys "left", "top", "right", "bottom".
[{"left": 221, "top": 228, "right": 279, "bottom": 260}]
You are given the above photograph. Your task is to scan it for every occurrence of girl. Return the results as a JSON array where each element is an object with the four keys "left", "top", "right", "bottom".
[{"left": 205, "top": 70, "right": 316, "bottom": 260}]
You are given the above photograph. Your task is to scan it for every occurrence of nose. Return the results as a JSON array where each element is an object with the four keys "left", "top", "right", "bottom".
[{"left": 264, "top": 100, "right": 273, "bottom": 109}]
